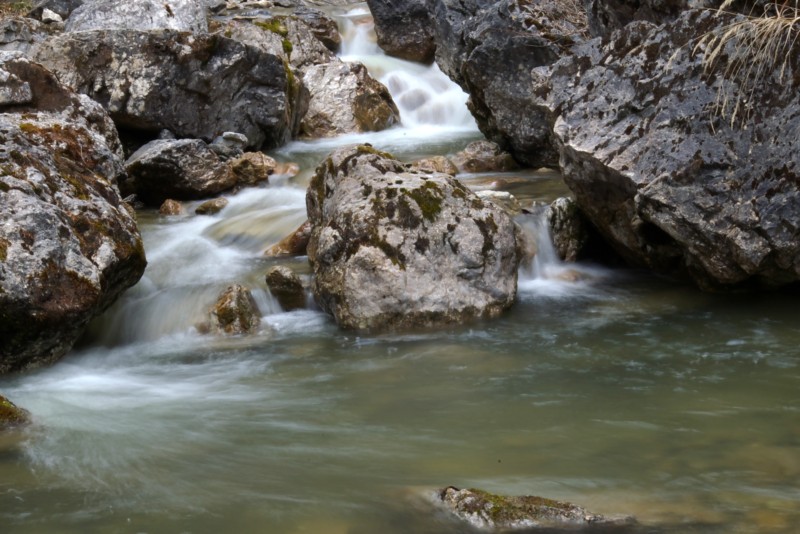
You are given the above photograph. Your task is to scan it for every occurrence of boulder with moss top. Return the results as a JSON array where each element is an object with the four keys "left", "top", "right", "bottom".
[
  {"left": 0, "top": 394, "right": 30, "bottom": 430},
  {"left": 307, "top": 145, "right": 521, "bottom": 331},
  {"left": 209, "top": 284, "right": 261, "bottom": 335},
  {"left": 0, "top": 55, "right": 146, "bottom": 373},
  {"left": 438, "top": 487, "right": 634, "bottom": 530}
]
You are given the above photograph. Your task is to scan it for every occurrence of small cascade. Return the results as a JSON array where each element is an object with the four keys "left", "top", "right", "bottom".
[{"left": 337, "top": 7, "right": 477, "bottom": 130}]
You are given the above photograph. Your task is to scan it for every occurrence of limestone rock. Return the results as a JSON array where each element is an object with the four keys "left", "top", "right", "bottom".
[
  {"left": 542, "top": 10, "right": 800, "bottom": 288},
  {"left": 159, "top": 198, "right": 184, "bottom": 216},
  {"left": 65, "top": 0, "right": 209, "bottom": 33},
  {"left": 266, "top": 265, "right": 305, "bottom": 311},
  {"left": 32, "top": 30, "right": 299, "bottom": 149},
  {"left": 366, "top": 0, "right": 436, "bottom": 63},
  {"left": 209, "top": 284, "right": 261, "bottom": 335},
  {"left": 300, "top": 60, "right": 399, "bottom": 138},
  {"left": 0, "top": 56, "right": 146, "bottom": 373},
  {"left": 546, "top": 197, "right": 591, "bottom": 262},
  {"left": 292, "top": 6, "right": 341, "bottom": 52},
  {"left": 41, "top": 8, "right": 63, "bottom": 24},
  {"left": 210, "top": 131, "right": 248, "bottom": 160},
  {"left": 123, "top": 139, "right": 237, "bottom": 206},
  {"left": 475, "top": 190, "right": 522, "bottom": 217},
  {"left": 0, "top": 394, "right": 30, "bottom": 430},
  {"left": 450, "top": 140, "right": 518, "bottom": 173},
  {"left": 195, "top": 197, "right": 229, "bottom": 215},
  {"left": 29, "top": 0, "right": 85, "bottom": 20},
  {"left": 230, "top": 151, "right": 276, "bottom": 186},
  {"left": 431, "top": 0, "right": 587, "bottom": 167},
  {"left": 307, "top": 145, "right": 520, "bottom": 331},
  {"left": 264, "top": 220, "right": 312, "bottom": 257},
  {"left": 438, "top": 487, "right": 635, "bottom": 530},
  {"left": 0, "top": 18, "right": 53, "bottom": 54}
]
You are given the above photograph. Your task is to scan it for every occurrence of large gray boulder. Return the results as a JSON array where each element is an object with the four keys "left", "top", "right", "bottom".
[
  {"left": 65, "top": 0, "right": 208, "bottom": 33},
  {"left": 540, "top": 10, "right": 800, "bottom": 289},
  {"left": 123, "top": 139, "right": 238, "bottom": 205},
  {"left": 0, "top": 55, "right": 146, "bottom": 373},
  {"left": 300, "top": 61, "right": 399, "bottom": 138},
  {"left": 366, "top": 0, "right": 436, "bottom": 63},
  {"left": 307, "top": 145, "right": 520, "bottom": 330},
  {"left": 0, "top": 18, "right": 54, "bottom": 54},
  {"left": 431, "top": 0, "right": 588, "bottom": 167},
  {"left": 31, "top": 30, "right": 299, "bottom": 149}
]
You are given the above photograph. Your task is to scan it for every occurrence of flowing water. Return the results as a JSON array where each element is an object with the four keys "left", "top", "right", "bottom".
[{"left": 2, "top": 5, "right": 799, "bottom": 533}]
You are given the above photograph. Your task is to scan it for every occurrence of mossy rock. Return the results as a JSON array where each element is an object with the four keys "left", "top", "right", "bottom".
[{"left": 0, "top": 394, "right": 31, "bottom": 430}]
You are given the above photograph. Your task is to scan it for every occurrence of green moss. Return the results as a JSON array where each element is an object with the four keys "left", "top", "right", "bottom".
[
  {"left": 0, "top": 394, "right": 29, "bottom": 429},
  {"left": 282, "top": 38, "right": 293, "bottom": 56},
  {"left": 355, "top": 144, "right": 395, "bottom": 160},
  {"left": 255, "top": 18, "right": 289, "bottom": 37},
  {"left": 18, "top": 122, "right": 38, "bottom": 134},
  {"left": 404, "top": 180, "right": 444, "bottom": 222}
]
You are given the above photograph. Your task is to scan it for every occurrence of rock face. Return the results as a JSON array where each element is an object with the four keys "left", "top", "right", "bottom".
[
  {"left": 430, "top": 0, "right": 587, "bottom": 167},
  {"left": 65, "top": 0, "right": 209, "bottom": 33},
  {"left": 31, "top": 30, "right": 299, "bottom": 149},
  {"left": 266, "top": 265, "right": 306, "bottom": 311},
  {"left": 123, "top": 139, "right": 237, "bottom": 206},
  {"left": 541, "top": 10, "right": 800, "bottom": 289},
  {"left": 300, "top": 61, "right": 400, "bottom": 138},
  {"left": 366, "top": 0, "right": 436, "bottom": 63},
  {"left": 450, "top": 140, "right": 518, "bottom": 173},
  {"left": 307, "top": 145, "right": 520, "bottom": 331},
  {"left": 0, "top": 55, "right": 146, "bottom": 373},
  {"left": 209, "top": 284, "right": 261, "bottom": 335},
  {"left": 546, "top": 197, "right": 591, "bottom": 262},
  {"left": 438, "top": 487, "right": 634, "bottom": 530},
  {"left": 0, "top": 18, "right": 53, "bottom": 54}
]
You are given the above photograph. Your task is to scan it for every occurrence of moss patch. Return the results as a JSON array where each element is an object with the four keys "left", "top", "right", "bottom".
[
  {"left": 255, "top": 18, "right": 289, "bottom": 37},
  {"left": 403, "top": 180, "right": 444, "bottom": 222},
  {"left": 0, "top": 394, "right": 31, "bottom": 429}
]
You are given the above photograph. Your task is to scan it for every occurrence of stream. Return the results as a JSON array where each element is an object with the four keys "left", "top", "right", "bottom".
[{"left": 1, "top": 5, "right": 799, "bottom": 534}]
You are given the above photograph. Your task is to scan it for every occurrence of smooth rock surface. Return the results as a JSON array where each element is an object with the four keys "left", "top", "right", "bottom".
[{"left": 307, "top": 145, "right": 520, "bottom": 331}]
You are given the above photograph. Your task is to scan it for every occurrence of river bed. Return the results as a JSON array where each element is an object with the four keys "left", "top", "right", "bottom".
[{"left": 1, "top": 4, "right": 798, "bottom": 534}]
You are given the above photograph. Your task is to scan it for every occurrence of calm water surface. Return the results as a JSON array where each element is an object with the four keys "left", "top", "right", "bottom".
[{"left": 1, "top": 4, "right": 798, "bottom": 534}]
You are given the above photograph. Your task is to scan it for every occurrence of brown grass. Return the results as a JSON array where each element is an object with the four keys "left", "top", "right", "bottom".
[
  {"left": 0, "top": 1, "right": 32, "bottom": 19},
  {"left": 695, "top": 1, "right": 800, "bottom": 127}
]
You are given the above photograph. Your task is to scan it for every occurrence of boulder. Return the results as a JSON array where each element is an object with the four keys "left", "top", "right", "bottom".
[
  {"left": 0, "top": 394, "right": 30, "bottom": 430},
  {"left": 366, "top": 0, "right": 436, "bottom": 63},
  {"left": 65, "top": 0, "right": 208, "bottom": 33},
  {"left": 31, "top": 29, "right": 299, "bottom": 149},
  {"left": 431, "top": 0, "right": 588, "bottom": 167},
  {"left": 264, "top": 220, "right": 311, "bottom": 257},
  {"left": 209, "top": 131, "right": 248, "bottom": 160},
  {"left": 29, "top": 0, "right": 85, "bottom": 20},
  {"left": 475, "top": 190, "right": 523, "bottom": 217},
  {"left": 209, "top": 284, "right": 261, "bottom": 335},
  {"left": 307, "top": 145, "right": 520, "bottom": 331},
  {"left": 265, "top": 265, "right": 306, "bottom": 311},
  {"left": 123, "top": 139, "right": 237, "bottom": 206},
  {"left": 291, "top": 6, "right": 341, "bottom": 52},
  {"left": 450, "top": 140, "right": 518, "bottom": 173},
  {"left": 230, "top": 151, "right": 276, "bottom": 186},
  {"left": 300, "top": 60, "right": 400, "bottom": 138},
  {"left": 158, "top": 198, "right": 184, "bottom": 215},
  {"left": 438, "top": 487, "right": 634, "bottom": 530},
  {"left": 195, "top": 197, "right": 228, "bottom": 215},
  {"left": 0, "top": 17, "right": 53, "bottom": 54},
  {"left": 541, "top": 10, "right": 800, "bottom": 289},
  {"left": 0, "top": 56, "right": 146, "bottom": 373}
]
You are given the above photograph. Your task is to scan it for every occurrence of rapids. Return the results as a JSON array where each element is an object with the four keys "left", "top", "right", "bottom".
[{"left": 1, "top": 4, "right": 798, "bottom": 534}]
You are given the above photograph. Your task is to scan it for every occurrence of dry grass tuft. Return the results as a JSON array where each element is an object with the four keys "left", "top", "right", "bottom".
[
  {"left": 695, "top": 1, "right": 800, "bottom": 127},
  {"left": 0, "top": 1, "right": 32, "bottom": 19}
]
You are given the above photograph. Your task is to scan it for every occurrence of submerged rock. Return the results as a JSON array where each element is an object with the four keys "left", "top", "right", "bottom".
[
  {"left": 408, "top": 155, "right": 458, "bottom": 176},
  {"left": 209, "top": 284, "right": 261, "bottom": 335},
  {"left": 123, "top": 139, "right": 237, "bottom": 206},
  {"left": 230, "top": 151, "right": 276, "bottom": 186},
  {"left": 450, "top": 140, "right": 518, "bottom": 174},
  {"left": 32, "top": 29, "right": 299, "bottom": 149},
  {"left": 195, "top": 197, "right": 229, "bottom": 215},
  {"left": 64, "top": 0, "right": 209, "bottom": 33},
  {"left": 264, "top": 220, "right": 312, "bottom": 257},
  {"left": 300, "top": 61, "right": 400, "bottom": 138},
  {"left": 307, "top": 145, "right": 520, "bottom": 331},
  {"left": 541, "top": 10, "right": 800, "bottom": 289},
  {"left": 266, "top": 265, "right": 306, "bottom": 311},
  {"left": 159, "top": 198, "right": 184, "bottom": 216},
  {"left": 438, "top": 487, "right": 635, "bottom": 530},
  {"left": 0, "top": 394, "right": 30, "bottom": 430},
  {"left": 0, "top": 56, "right": 146, "bottom": 373}
]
